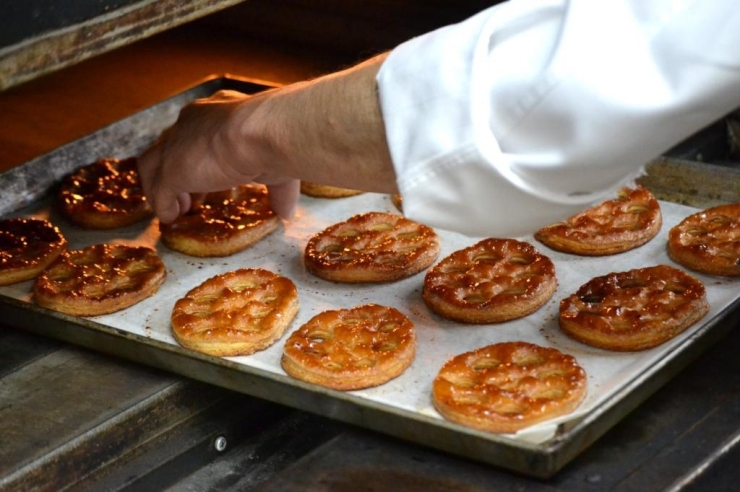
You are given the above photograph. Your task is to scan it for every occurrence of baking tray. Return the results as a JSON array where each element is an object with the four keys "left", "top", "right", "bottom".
[{"left": 2, "top": 75, "right": 740, "bottom": 479}]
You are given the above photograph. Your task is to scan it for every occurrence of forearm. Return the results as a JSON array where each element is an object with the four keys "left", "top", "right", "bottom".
[{"left": 238, "top": 53, "right": 397, "bottom": 193}]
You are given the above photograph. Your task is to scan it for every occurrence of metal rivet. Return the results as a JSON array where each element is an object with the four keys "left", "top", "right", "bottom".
[{"left": 214, "top": 436, "right": 228, "bottom": 452}]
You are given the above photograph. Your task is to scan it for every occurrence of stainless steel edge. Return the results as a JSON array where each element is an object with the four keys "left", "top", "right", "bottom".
[
  {"left": 3, "top": 77, "right": 740, "bottom": 478},
  {"left": 3, "top": 291, "right": 740, "bottom": 479},
  {"left": 0, "top": 0, "right": 249, "bottom": 91},
  {"left": 0, "top": 295, "right": 554, "bottom": 477},
  {"left": 0, "top": 75, "right": 273, "bottom": 217}
]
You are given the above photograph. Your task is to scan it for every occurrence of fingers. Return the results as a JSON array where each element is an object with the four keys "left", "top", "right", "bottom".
[
  {"left": 137, "top": 142, "right": 179, "bottom": 221},
  {"left": 139, "top": 134, "right": 298, "bottom": 223},
  {"left": 137, "top": 89, "right": 295, "bottom": 223},
  {"left": 266, "top": 179, "right": 301, "bottom": 219},
  {"left": 138, "top": 139, "right": 190, "bottom": 224},
  {"left": 153, "top": 190, "right": 184, "bottom": 224}
]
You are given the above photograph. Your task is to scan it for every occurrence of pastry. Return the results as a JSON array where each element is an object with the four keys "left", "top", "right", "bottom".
[
  {"left": 535, "top": 186, "right": 662, "bottom": 256},
  {"left": 423, "top": 238, "right": 557, "bottom": 323},
  {"left": 300, "top": 181, "right": 363, "bottom": 198},
  {"left": 33, "top": 243, "right": 166, "bottom": 316},
  {"left": 282, "top": 304, "right": 415, "bottom": 390},
  {"left": 667, "top": 203, "right": 740, "bottom": 276},
  {"left": 304, "top": 211, "right": 439, "bottom": 283},
  {"left": 0, "top": 217, "right": 67, "bottom": 286},
  {"left": 59, "top": 157, "right": 152, "bottom": 229},
  {"left": 432, "top": 342, "right": 587, "bottom": 434},
  {"left": 391, "top": 193, "right": 403, "bottom": 213},
  {"left": 171, "top": 268, "right": 299, "bottom": 357},
  {"left": 160, "top": 184, "right": 279, "bottom": 257},
  {"left": 559, "top": 264, "right": 709, "bottom": 351}
]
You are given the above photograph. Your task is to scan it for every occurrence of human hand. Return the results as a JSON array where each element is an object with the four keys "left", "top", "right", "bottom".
[
  {"left": 137, "top": 90, "right": 299, "bottom": 224},
  {"left": 139, "top": 54, "right": 394, "bottom": 225}
]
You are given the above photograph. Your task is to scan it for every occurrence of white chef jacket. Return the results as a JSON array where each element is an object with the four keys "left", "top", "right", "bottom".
[{"left": 377, "top": 0, "right": 740, "bottom": 237}]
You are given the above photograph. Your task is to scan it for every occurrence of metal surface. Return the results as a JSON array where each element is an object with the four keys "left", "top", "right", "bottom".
[
  {"left": 0, "top": 0, "right": 248, "bottom": 90},
  {"left": 2, "top": 77, "right": 740, "bottom": 479},
  {"left": 9, "top": 319, "right": 739, "bottom": 491},
  {"left": 159, "top": 322, "right": 740, "bottom": 491},
  {"left": 0, "top": 76, "right": 270, "bottom": 217},
  {"left": 638, "top": 158, "right": 740, "bottom": 208},
  {"left": 0, "top": 327, "right": 242, "bottom": 492}
]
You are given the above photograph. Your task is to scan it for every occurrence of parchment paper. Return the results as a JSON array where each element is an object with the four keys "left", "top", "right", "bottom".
[{"left": 2, "top": 193, "right": 738, "bottom": 443}]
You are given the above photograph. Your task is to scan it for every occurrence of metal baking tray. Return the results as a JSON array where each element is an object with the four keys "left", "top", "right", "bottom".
[{"left": 2, "top": 75, "right": 740, "bottom": 479}]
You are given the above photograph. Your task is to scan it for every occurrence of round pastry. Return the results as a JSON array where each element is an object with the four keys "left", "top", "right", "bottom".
[
  {"left": 535, "top": 186, "right": 662, "bottom": 256},
  {"left": 0, "top": 218, "right": 67, "bottom": 286},
  {"left": 422, "top": 238, "right": 557, "bottom": 324},
  {"left": 59, "top": 157, "right": 152, "bottom": 229},
  {"left": 300, "top": 181, "right": 363, "bottom": 198},
  {"left": 281, "top": 304, "right": 415, "bottom": 391},
  {"left": 304, "top": 211, "right": 439, "bottom": 283},
  {"left": 171, "top": 268, "right": 299, "bottom": 357},
  {"left": 667, "top": 203, "right": 740, "bottom": 276},
  {"left": 559, "top": 264, "right": 709, "bottom": 351},
  {"left": 33, "top": 243, "right": 166, "bottom": 316},
  {"left": 159, "top": 184, "right": 280, "bottom": 257},
  {"left": 391, "top": 193, "right": 403, "bottom": 213},
  {"left": 432, "top": 342, "right": 587, "bottom": 434}
]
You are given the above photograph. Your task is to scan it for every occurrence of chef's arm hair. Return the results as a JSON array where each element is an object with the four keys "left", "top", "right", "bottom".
[
  {"left": 242, "top": 52, "right": 397, "bottom": 194},
  {"left": 138, "top": 52, "right": 397, "bottom": 223}
]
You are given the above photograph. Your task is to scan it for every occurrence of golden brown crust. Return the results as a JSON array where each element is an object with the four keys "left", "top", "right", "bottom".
[
  {"left": 281, "top": 304, "right": 415, "bottom": 390},
  {"left": 59, "top": 157, "right": 152, "bottom": 229},
  {"left": 559, "top": 264, "right": 709, "bottom": 351},
  {"left": 160, "top": 184, "right": 280, "bottom": 257},
  {"left": 304, "top": 212, "right": 440, "bottom": 283},
  {"left": 33, "top": 244, "right": 166, "bottom": 316},
  {"left": 0, "top": 218, "right": 68, "bottom": 286},
  {"left": 391, "top": 193, "right": 403, "bottom": 213},
  {"left": 423, "top": 238, "right": 557, "bottom": 324},
  {"left": 535, "top": 186, "right": 662, "bottom": 256},
  {"left": 432, "top": 342, "right": 587, "bottom": 434},
  {"left": 171, "top": 268, "right": 299, "bottom": 357},
  {"left": 300, "top": 181, "right": 364, "bottom": 198},
  {"left": 667, "top": 203, "right": 740, "bottom": 276}
]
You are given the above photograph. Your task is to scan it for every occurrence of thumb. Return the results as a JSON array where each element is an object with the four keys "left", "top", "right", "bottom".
[
  {"left": 153, "top": 189, "right": 190, "bottom": 224},
  {"left": 266, "top": 179, "right": 301, "bottom": 219}
]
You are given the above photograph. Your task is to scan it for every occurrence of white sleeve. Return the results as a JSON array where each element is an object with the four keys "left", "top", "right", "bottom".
[{"left": 377, "top": 0, "right": 740, "bottom": 237}]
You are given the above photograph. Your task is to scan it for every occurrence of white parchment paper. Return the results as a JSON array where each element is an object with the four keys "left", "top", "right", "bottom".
[{"left": 3, "top": 193, "right": 739, "bottom": 444}]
